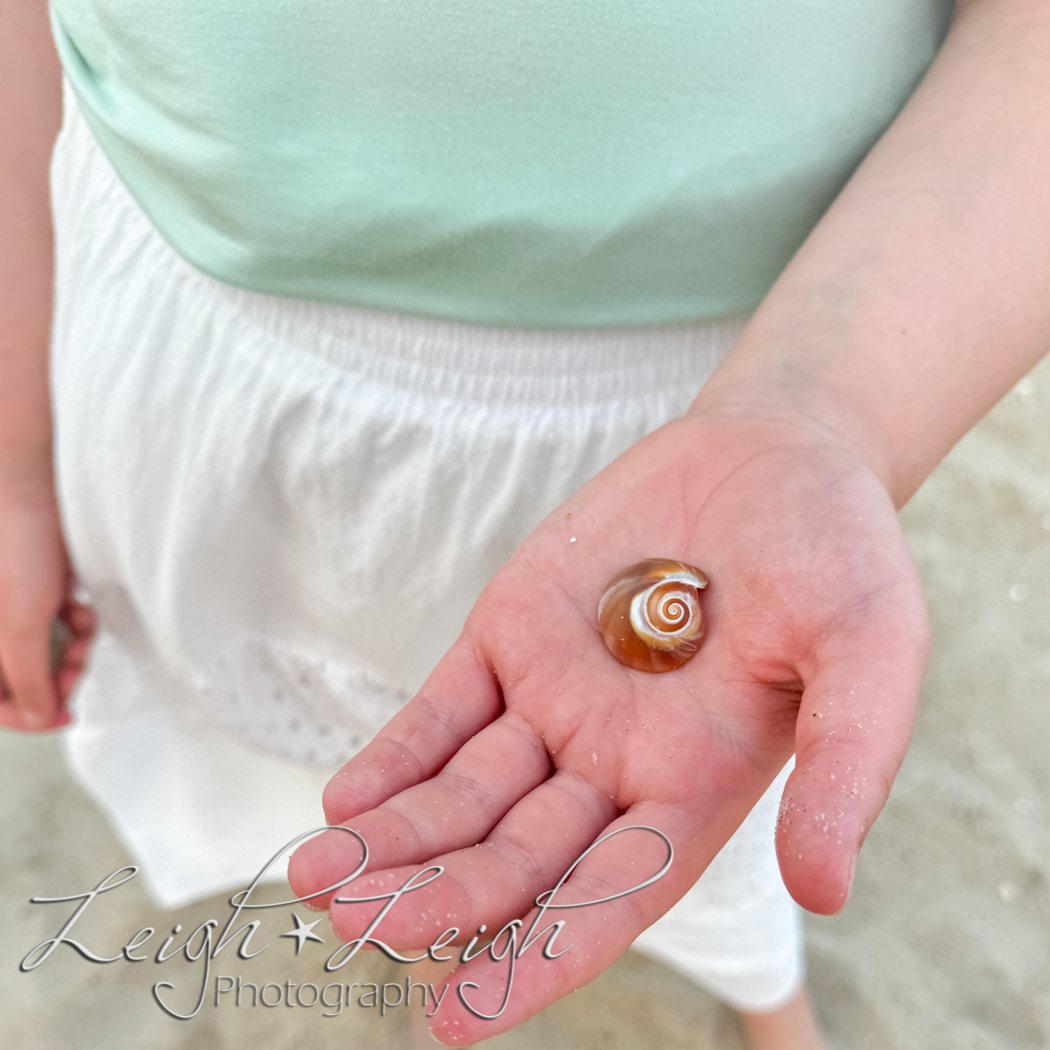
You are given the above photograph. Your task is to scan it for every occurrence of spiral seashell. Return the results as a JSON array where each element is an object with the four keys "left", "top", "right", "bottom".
[{"left": 597, "top": 559, "right": 708, "bottom": 673}]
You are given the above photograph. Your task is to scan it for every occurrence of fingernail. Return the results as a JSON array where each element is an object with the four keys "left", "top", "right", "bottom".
[
  {"left": 836, "top": 853, "right": 857, "bottom": 914},
  {"left": 428, "top": 1022, "right": 454, "bottom": 1046}
]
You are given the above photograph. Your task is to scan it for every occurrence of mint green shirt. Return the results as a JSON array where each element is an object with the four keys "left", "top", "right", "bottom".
[{"left": 50, "top": 1, "right": 952, "bottom": 329}]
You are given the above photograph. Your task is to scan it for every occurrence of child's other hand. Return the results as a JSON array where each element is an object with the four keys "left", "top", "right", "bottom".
[
  {"left": 288, "top": 409, "right": 928, "bottom": 1042},
  {"left": 0, "top": 478, "right": 95, "bottom": 731}
]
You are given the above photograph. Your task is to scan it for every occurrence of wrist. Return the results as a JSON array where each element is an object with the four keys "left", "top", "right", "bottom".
[
  {"left": 0, "top": 325, "right": 56, "bottom": 507},
  {"left": 687, "top": 350, "right": 902, "bottom": 507}
]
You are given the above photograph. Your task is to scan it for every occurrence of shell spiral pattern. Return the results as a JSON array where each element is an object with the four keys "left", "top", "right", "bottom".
[{"left": 597, "top": 559, "right": 708, "bottom": 673}]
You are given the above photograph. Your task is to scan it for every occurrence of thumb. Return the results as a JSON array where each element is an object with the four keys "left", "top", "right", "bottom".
[
  {"left": 0, "top": 616, "right": 61, "bottom": 730},
  {"left": 776, "top": 592, "right": 930, "bottom": 914}
]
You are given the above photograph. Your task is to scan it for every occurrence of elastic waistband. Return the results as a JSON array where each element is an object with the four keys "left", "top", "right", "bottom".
[
  {"left": 60, "top": 79, "right": 747, "bottom": 408},
  {"left": 229, "top": 290, "right": 748, "bottom": 406}
]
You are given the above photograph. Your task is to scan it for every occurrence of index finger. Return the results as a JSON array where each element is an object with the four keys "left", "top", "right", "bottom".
[{"left": 321, "top": 636, "right": 502, "bottom": 824}]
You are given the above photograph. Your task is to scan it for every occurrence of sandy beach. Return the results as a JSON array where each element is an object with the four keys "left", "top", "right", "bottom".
[{"left": 1, "top": 357, "right": 1048, "bottom": 1050}]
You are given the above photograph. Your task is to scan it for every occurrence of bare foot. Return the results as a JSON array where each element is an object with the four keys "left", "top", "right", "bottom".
[{"left": 738, "top": 986, "right": 827, "bottom": 1050}]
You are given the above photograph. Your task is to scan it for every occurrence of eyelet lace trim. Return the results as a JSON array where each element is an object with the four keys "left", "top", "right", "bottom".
[{"left": 195, "top": 635, "right": 410, "bottom": 767}]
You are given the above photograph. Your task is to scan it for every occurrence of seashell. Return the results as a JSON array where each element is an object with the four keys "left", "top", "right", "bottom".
[{"left": 597, "top": 559, "right": 708, "bottom": 673}]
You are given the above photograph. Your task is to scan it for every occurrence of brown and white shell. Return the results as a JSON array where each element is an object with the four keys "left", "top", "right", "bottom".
[{"left": 597, "top": 559, "right": 708, "bottom": 673}]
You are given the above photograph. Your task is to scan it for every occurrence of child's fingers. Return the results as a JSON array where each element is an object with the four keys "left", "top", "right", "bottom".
[
  {"left": 325, "top": 769, "right": 618, "bottom": 946},
  {"left": 425, "top": 801, "right": 731, "bottom": 1046},
  {"left": 55, "top": 634, "right": 92, "bottom": 704},
  {"left": 0, "top": 701, "right": 69, "bottom": 731},
  {"left": 776, "top": 587, "right": 930, "bottom": 915},
  {"left": 52, "top": 588, "right": 98, "bottom": 704},
  {"left": 290, "top": 710, "right": 552, "bottom": 907},
  {"left": 60, "top": 596, "right": 97, "bottom": 640},
  {"left": 325, "top": 724, "right": 766, "bottom": 951},
  {"left": 322, "top": 637, "right": 503, "bottom": 825}
]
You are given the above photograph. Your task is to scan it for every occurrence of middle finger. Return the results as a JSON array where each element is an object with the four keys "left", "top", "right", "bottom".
[{"left": 289, "top": 709, "right": 553, "bottom": 905}]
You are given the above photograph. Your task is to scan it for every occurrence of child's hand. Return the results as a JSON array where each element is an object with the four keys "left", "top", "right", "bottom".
[
  {"left": 0, "top": 0, "right": 74, "bottom": 732},
  {"left": 0, "top": 481, "right": 95, "bottom": 731},
  {"left": 288, "top": 409, "right": 928, "bottom": 1042}
]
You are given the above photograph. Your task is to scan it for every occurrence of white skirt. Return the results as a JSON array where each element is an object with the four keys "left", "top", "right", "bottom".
[{"left": 50, "top": 83, "right": 802, "bottom": 1012}]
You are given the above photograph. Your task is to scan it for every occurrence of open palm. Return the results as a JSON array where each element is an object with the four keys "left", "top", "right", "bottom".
[{"left": 289, "top": 411, "right": 929, "bottom": 1043}]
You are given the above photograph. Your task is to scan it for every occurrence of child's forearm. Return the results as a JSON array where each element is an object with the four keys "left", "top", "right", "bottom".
[
  {"left": 0, "top": 0, "right": 62, "bottom": 501},
  {"left": 694, "top": 0, "right": 1050, "bottom": 508}
]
